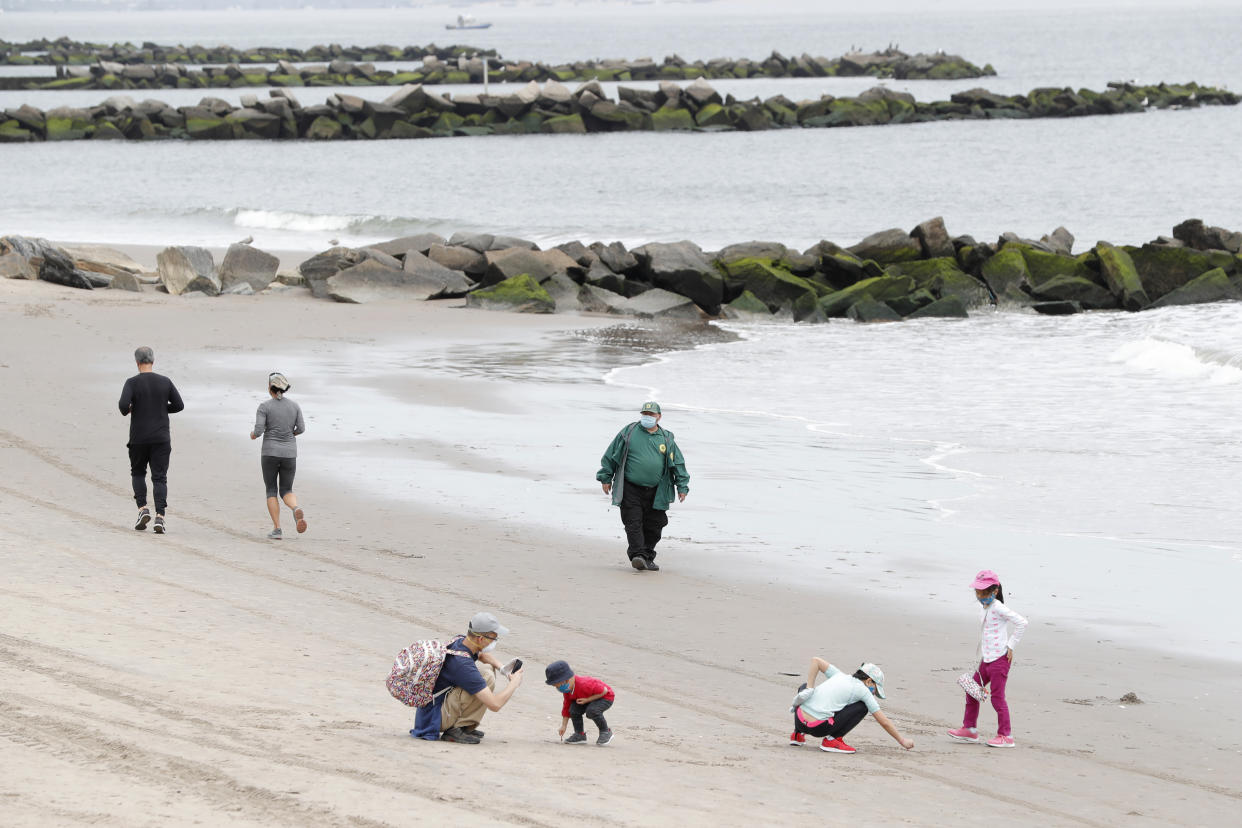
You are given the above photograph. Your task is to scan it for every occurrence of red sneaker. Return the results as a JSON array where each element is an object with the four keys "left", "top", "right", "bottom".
[
  {"left": 789, "top": 731, "right": 806, "bottom": 746},
  {"left": 820, "top": 737, "right": 856, "bottom": 754}
]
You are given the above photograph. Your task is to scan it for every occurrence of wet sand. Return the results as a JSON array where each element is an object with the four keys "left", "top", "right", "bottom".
[{"left": 2, "top": 276, "right": 1240, "bottom": 827}]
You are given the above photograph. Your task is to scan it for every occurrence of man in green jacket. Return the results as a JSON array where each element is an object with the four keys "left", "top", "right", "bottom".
[{"left": 596, "top": 402, "right": 690, "bottom": 572}]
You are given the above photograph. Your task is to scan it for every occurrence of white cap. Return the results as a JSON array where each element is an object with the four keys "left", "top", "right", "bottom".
[{"left": 859, "top": 662, "right": 886, "bottom": 698}]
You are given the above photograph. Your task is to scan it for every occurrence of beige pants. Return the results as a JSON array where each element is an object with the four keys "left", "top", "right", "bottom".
[{"left": 440, "top": 663, "right": 496, "bottom": 731}]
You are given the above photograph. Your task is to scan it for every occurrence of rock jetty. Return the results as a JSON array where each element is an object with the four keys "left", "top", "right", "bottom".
[
  {"left": 5, "top": 219, "right": 1240, "bottom": 323},
  {"left": 1, "top": 39, "right": 991, "bottom": 87},
  {"left": 0, "top": 38, "right": 494, "bottom": 66},
  {"left": 0, "top": 80, "right": 1233, "bottom": 143}
]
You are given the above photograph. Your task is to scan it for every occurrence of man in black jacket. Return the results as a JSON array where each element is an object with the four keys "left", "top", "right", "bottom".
[{"left": 118, "top": 346, "right": 184, "bottom": 534}]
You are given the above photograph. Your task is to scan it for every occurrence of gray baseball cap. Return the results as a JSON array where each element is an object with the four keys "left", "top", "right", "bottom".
[
  {"left": 468, "top": 611, "right": 509, "bottom": 636},
  {"left": 859, "top": 662, "right": 886, "bottom": 699}
]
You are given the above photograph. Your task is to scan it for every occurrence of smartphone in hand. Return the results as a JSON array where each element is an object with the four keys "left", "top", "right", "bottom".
[{"left": 501, "top": 658, "right": 523, "bottom": 676}]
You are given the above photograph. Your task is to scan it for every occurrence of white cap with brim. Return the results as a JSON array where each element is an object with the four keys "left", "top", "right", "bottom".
[
  {"left": 859, "top": 662, "right": 886, "bottom": 699},
  {"left": 469, "top": 611, "right": 509, "bottom": 636}
]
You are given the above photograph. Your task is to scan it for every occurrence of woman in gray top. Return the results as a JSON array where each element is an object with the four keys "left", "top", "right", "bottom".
[{"left": 250, "top": 372, "right": 306, "bottom": 539}]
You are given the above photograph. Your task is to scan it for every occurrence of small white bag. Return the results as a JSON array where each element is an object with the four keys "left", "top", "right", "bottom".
[{"left": 956, "top": 614, "right": 989, "bottom": 702}]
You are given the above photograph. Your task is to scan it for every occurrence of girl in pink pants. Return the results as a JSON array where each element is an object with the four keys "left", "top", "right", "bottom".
[{"left": 947, "top": 569, "right": 1028, "bottom": 748}]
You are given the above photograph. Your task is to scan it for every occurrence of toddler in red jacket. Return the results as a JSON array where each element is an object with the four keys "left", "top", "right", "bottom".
[{"left": 545, "top": 660, "right": 615, "bottom": 745}]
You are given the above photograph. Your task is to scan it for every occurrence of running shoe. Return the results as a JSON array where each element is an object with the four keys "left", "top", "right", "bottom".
[
  {"left": 268, "top": 528, "right": 283, "bottom": 540},
  {"left": 153, "top": 515, "right": 165, "bottom": 535},
  {"left": 789, "top": 732, "right": 806, "bottom": 746},
  {"left": 564, "top": 732, "right": 588, "bottom": 744},
  {"left": 293, "top": 507, "right": 307, "bottom": 534},
  {"left": 134, "top": 508, "right": 151, "bottom": 531},
  {"left": 986, "top": 735, "right": 1015, "bottom": 748},
  {"left": 820, "top": 738, "right": 856, "bottom": 754},
  {"left": 596, "top": 729, "right": 614, "bottom": 746},
  {"left": 947, "top": 727, "right": 981, "bottom": 743}
]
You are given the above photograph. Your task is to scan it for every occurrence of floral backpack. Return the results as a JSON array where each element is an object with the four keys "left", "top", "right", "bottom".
[{"left": 386, "top": 639, "right": 473, "bottom": 708}]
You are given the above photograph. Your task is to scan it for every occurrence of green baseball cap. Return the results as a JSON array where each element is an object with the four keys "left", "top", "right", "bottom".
[{"left": 640, "top": 401, "right": 661, "bottom": 414}]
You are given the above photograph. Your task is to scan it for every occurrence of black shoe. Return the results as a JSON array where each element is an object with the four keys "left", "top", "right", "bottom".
[
  {"left": 464, "top": 728, "right": 485, "bottom": 740},
  {"left": 134, "top": 508, "right": 150, "bottom": 531},
  {"left": 441, "top": 726, "right": 482, "bottom": 744},
  {"left": 644, "top": 559, "right": 660, "bottom": 572},
  {"left": 630, "top": 556, "right": 647, "bottom": 571},
  {"left": 153, "top": 515, "right": 166, "bottom": 535},
  {"left": 564, "top": 732, "right": 588, "bottom": 744}
]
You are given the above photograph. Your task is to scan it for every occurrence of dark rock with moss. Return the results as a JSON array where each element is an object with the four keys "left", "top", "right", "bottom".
[
  {"left": 846, "top": 296, "right": 902, "bottom": 322},
  {"left": 1149, "top": 268, "right": 1239, "bottom": 308},
  {"left": 1095, "top": 242, "right": 1150, "bottom": 311},
  {"left": 632, "top": 241, "right": 724, "bottom": 314},
  {"left": 466, "top": 273, "right": 556, "bottom": 313}
]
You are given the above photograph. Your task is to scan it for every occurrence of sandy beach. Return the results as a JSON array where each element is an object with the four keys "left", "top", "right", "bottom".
[{"left": 2, "top": 274, "right": 1241, "bottom": 827}]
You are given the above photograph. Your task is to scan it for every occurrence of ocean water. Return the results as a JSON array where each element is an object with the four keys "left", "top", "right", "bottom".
[{"left": 6, "top": 1, "right": 1242, "bottom": 655}]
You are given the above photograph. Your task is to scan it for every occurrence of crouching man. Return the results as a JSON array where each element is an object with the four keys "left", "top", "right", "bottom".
[{"left": 410, "top": 612, "right": 524, "bottom": 744}]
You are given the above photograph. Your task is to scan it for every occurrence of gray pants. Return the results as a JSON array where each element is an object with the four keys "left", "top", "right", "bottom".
[{"left": 570, "top": 698, "right": 612, "bottom": 733}]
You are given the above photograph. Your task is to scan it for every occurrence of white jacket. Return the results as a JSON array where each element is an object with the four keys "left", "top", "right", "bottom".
[{"left": 980, "top": 600, "right": 1028, "bottom": 663}]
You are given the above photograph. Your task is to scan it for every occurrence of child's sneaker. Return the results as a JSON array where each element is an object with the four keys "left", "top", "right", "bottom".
[
  {"left": 947, "top": 727, "right": 981, "bottom": 743},
  {"left": 789, "top": 731, "right": 806, "bottom": 746},
  {"left": 564, "top": 732, "right": 587, "bottom": 744},
  {"left": 819, "top": 737, "right": 856, "bottom": 754},
  {"left": 596, "top": 729, "right": 614, "bottom": 746},
  {"left": 986, "top": 735, "right": 1015, "bottom": 748}
]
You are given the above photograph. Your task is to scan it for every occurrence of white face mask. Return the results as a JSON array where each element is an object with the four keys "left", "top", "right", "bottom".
[
  {"left": 482, "top": 641, "right": 497, "bottom": 653},
  {"left": 639, "top": 414, "right": 657, "bottom": 429}
]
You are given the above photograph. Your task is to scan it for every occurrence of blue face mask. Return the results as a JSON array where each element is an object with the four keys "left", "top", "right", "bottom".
[
  {"left": 639, "top": 414, "right": 657, "bottom": 429},
  {"left": 556, "top": 682, "right": 572, "bottom": 693},
  {"left": 979, "top": 596, "right": 995, "bottom": 607}
]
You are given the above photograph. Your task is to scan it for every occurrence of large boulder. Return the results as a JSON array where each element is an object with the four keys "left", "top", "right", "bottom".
[
  {"left": 584, "top": 260, "right": 648, "bottom": 297},
  {"left": 846, "top": 296, "right": 902, "bottom": 323},
  {"left": 721, "top": 290, "right": 775, "bottom": 319},
  {"left": 428, "top": 243, "right": 488, "bottom": 276},
  {"left": 402, "top": 250, "right": 474, "bottom": 298},
  {"left": 465, "top": 274, "right": 556, "bottom": 313},
  {"left": 542, "top": 272, "right": 583, "bottom": 312},
  {"left": 1172, "top": 219, "right": 1242, "bottom": 253},
  {"left": 819, "top": 274, "right": 915, "bottom": 317},
  {"left": 157, "top": 246, "right": 219, "bottom": 296},
  {"left": 61, "top": 245, "right": 145, "bottom": 279},
  {"left": 326, "top": 259, "right": 426, "bottom": 303},
  {"left": 1028, "top": 272, "right": 1115, "bottom": 309},
  {"left": 979, "top": 245, "right": 1033, "bottom": 305},
  {"left": 0, "top": 236, "right": 93, "bottom": 289},
  {"left": 1095, "top": 242, "right": 1150, "bottom": 311},
  {"left": 299, "top": 246, "right": 364, "bottom": 298},
  {"left": 1125, "top": 245, "right": 1225, "bottom": 301},
  {"left": 620, "top": 288, "right": 704, "bottom": 319},
  {"left": 590, "top": 241, "right": 640, "bottom": 275},
  {"left": 631, "top": 241, "right": 725, "bottom": 313},
  {"left": 1040, "top": 226, "right": 1075, "bottom": 256},
  {"left": 714, "top": 240, "right": 788, "bottom": 265},
  {"left": 39, "top": 244, "right": 95, "bottom": 290},
  {"left": 718, "top": 257, "right": 821, "bottom": 319},
  {"left": 847, "top": 228, "right": 923, "bottom": 265},
  {"left": 911, "top": 217, "right": 954, "bottom": 258},
  {"left": 481, "top": 247, "right": 583, "bottom": 286},
  {"left": 905, "top": 295, "right": 969, "bottom": 319},
  {"left": 218, "top": 243, "right": 279, "bottom": 291},
  {"left": 809, "top": 240, "right": 873, "bottom": 288},
  {"left": 578, "top": 284, "right": 631, "bottom": 314},
  {"left": 0, "top": 250, "right": 36, "bottom": 279},
  {"left": 368, "top": 233, "right": 447, "bottom": 257},
  {"left": 1149, "top": 268, "right": 1239, "bottom": 308},
  {"left": 891, "top": 258, "right": 991, "bottom": 307}
]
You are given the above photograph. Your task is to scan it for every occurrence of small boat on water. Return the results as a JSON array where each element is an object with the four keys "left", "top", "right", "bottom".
[{"left": 446, "top": 15, "right": 493, "bottom": 30}]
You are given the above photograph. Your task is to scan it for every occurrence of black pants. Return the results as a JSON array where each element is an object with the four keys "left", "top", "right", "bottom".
[
  {"left": 128, "top": 441, "right": 171, "bottom": 514},
  {"left": 792, "top": 700, "right": 869, "bottom": 740},
  {"left": 261, "top": 455, "right": 297, "bottom": 498},
  {"left": 619, "top": 480, "right": 668, "bottom": 562},
  {"left": 570, "top": 699, "right": 612, "bottom": 733}
]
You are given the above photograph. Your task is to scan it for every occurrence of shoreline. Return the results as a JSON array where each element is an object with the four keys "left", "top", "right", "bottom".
[{"left": 3, "top": 276, "right": 1241, "bottom": 825}]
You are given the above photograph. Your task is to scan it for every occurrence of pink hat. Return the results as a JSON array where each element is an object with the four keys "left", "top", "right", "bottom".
[{"left": 970, "top": 569, "right": 1001, "bottom": 590}]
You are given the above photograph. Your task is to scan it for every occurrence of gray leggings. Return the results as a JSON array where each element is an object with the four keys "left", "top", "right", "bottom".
[{"left": 261, "top": 455, "right": 296, "bottom": 498}]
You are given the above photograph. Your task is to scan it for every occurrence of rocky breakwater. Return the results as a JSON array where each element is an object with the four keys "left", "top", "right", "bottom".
[
  {"left": 0, "top": 236, "right": 287, "bottom": 295},
  {"left": 10, "top": 218, "right": 1237, "bottom": 326},
  {"left": 1, "top": 79, "right": 1234, "bottom": 144},
  {"left": 0, "top": 37, "right": 492, "bottom": 66},
  {"left": 12, "top": 48, "right": 993, "bottom": 91}
]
